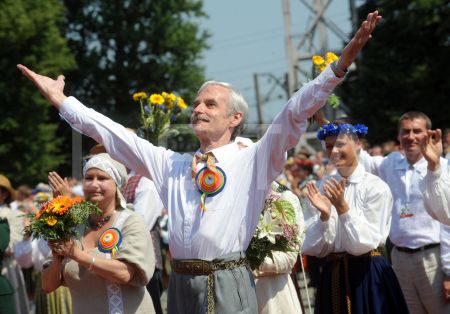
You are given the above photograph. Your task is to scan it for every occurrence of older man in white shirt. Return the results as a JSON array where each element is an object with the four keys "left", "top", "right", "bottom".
[
  {"left": 359, "top": 111, "right": 450, "bottom": 314},
  {"left": 17, "top": 11, "right": 381, "bottom": 314}
]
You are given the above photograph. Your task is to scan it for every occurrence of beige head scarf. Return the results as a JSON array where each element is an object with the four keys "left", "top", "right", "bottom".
[{"left": 83, "top": 153, "right": 128, "bottom": 209}]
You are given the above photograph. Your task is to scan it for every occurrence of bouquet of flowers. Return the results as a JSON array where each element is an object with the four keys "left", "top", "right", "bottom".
[
  {"left": 132, "top": 91, "right": 188, "bottom": 146},
  {"left": 246, "top": 182, "right": 304, "bottom": 270},
  {"left": 25, "top": 195, "right": 102, "bottom": 241},
  {"left": 311, "top": 51, "right": 341, "bottom": 109}
]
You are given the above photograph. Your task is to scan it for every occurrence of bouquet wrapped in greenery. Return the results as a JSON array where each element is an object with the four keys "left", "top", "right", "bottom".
[
  {"left": 25, "top": 195, "right": 102, "bottom": 241},
  {"left": 132, "top": 91, "right": 188, "bottom": 146},
  {"left": 311, "top": 51, "right": 341, "bottom": 109},
  {"left": 246, "top": 182, "right": 304, "bottom": 270}
]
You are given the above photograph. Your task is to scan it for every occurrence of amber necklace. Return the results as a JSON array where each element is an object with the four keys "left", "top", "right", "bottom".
[{"left": 88, "top": 211, "right": 115, "bottom": 230}]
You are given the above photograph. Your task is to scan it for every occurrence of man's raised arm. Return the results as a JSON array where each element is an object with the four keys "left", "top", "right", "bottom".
[
  {"left": 333, "top": 10, "right": 381, "bottom": 76},
  {"left": 421, "top": 129, "right": 450, "bottom": 225}
]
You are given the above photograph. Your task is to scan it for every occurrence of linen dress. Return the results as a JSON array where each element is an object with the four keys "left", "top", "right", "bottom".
[{"left": 60, "top": 208, "right": 155, "bottom": 314}]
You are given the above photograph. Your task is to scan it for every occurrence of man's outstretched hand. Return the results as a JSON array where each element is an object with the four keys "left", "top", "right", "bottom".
[
  {"left": 337, "top": 10, "right": 382, "bottom": 73},
  {"left": 17, "top": 64, "right": 67, "bottom": 109}
]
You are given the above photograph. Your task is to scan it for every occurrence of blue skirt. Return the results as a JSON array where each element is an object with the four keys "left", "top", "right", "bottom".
[{"left": 314, "top": 253, "right": 409, "bottom": 314}]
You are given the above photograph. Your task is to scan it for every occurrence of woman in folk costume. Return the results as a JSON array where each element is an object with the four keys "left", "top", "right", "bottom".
[
  {"left": 252, "top": 182, "right": 304, "bottom": 314},
  {"left": 41, "top": 153, "right": 155, "bottom": 314},
  {"left": 235, "top": 137, "right": 303, "bottom": 314},
  {"left": 301, "top": 121, "right": 409, "bottom": 313},
  {"left": 0, "top": 174, "right": 30, "bottom": 314}
]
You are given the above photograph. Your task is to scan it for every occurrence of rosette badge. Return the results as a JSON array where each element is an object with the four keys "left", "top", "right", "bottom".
[
  {"left": 98, "top": 227, "right": 123, "bottom": 258},
  {"left": 195, "top": 167, "right": 227, "bottom": 217}
]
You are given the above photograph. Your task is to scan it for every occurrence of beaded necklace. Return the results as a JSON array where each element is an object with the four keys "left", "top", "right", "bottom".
[{"left": 88, "top": 211, "right": 115, "bottom": 230}]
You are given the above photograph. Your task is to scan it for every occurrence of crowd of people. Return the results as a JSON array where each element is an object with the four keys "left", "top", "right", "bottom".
[{"left": 1, "top": 9, "right": 449, "bottom": 314}]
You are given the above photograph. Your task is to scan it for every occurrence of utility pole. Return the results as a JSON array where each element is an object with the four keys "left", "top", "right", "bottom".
[
  {"left": 349, "top": 0, "right": 358, "bottom": 31},
  {"left": 316, "top": 0, "right": 328, "bottom": 53},
  {"left": 282, "top": 0, "right": 298, "bottom": 96},
  {"left": 253, "top": 73, "right": 264, "bottom": 137}
]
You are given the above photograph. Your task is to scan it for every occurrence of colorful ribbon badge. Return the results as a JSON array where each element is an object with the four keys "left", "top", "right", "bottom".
[
  {"left": 195, "top": 166, "right": 226, "bottom": 217},
  {"left": 98, "top": 227, "right": 123, "bottom": 258}
]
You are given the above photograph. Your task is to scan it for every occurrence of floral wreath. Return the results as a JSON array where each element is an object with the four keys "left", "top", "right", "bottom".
[{"left": 317, "top": 123, "right": 368, "bottom": 140}]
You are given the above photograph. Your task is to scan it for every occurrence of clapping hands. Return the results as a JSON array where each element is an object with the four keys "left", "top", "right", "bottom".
[{"left": 305, "top": 177, "right": 349, "bottom": 221}]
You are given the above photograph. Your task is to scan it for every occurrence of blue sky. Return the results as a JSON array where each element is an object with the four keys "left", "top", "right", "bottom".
[{"left": 199, "top": 1, "right": 354, "bottom": 124}]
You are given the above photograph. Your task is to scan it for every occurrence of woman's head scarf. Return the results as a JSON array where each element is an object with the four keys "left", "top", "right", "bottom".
[{"left": 83, "top": 153, "right": 128, "bottom": 209}]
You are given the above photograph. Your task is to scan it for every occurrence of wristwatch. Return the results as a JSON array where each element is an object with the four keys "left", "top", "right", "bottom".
[{"left": 330, "top": 61, "right": 348, "bottom": 78}]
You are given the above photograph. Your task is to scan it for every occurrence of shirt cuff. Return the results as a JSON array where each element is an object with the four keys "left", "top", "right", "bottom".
[
  {"left": 427, "top": 165, "right": 442, "bottom": 181},
  {"left": 338, "top": 206, "right": 357, "bottom": 224},
  {"left": 59, "top": 96, "right": 79, "bottom": 116},
  {"left": 317, "top": 66, "right": 345, "bottom": 95}
]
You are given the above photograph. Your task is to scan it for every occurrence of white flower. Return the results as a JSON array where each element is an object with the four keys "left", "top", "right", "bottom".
[{"left": 258, "top": 210, "right": 283, "bottom": 244}]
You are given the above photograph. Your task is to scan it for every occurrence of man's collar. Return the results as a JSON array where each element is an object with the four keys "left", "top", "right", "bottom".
[
  {"left": 200, "top": 142, "right": 240, "bottom": 163},
  {"left": 333, "top": 163, "right": 365, "bottom": 184},
  {"left": 394, "top": 153, "right": 426, "bottom": 170}
]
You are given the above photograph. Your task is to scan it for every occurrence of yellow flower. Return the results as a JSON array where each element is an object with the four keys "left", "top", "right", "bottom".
[
  {"left": 318, "top": 64, "right": 326, "bottom": 73},
  {"left": 149, "top": 94, "right": 165, "bottom": 106},
  {"left": 132, "top": 92, "right": 147, "bottom": 101},
  {"left": 177, "top": 97, "right": 187, "bottom": 110},
  {"left": 45, "top": 216, "right": 57, "bottom": 226},
  {"left": 312, "top": 55, "right": 325, "bottom": 66},
  {"left": 165, "top": 93, "right": 176, "bottom": 108},
  {"left": 325, "top": 52, "right": 338, "bottom": 65}
]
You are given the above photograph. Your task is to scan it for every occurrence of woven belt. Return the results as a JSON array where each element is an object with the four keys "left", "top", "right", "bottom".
[
  {"left": 327, "top": 249, "right": 381, "bottom": 314},
  {"left": 172, "top": 257, "right": 248, "bottom": 314},
  {"left": 396, "top": 243, "right": 440, "bottom": 253}
]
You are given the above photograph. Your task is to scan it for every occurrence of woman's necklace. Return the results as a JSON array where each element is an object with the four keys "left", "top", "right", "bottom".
[{"left": 88, "top": 211, "right": 115, "bottom": 230}]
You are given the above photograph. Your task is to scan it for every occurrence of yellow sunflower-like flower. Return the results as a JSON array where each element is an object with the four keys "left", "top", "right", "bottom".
[
  {"left": 45, "top": 216, "right": 58, "bottom": 227},
  {"left": 312, "top": 55, "right": 325, "bottom": 66},
  {"left": 132, "top": 92, "right": 148, "bottom": 101},
  {"left": 165, "top": 93, "right": 176, "bottom": 109},
  {"left": 149, "top": 93, "right": 165, "bottom": 106},
  {"left": 325, "top": 52, "right": 338, "bottom": 65},
  {"left": 177, "top": 97, "right": 187, "bottom": 110},
  {"left": 51, "top": 196, "right": 72, "bottom": 215}
]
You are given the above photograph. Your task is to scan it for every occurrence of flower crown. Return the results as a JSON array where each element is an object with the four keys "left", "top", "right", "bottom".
[{"left": 317, "top": 123, "right": 368, "bottom": 140}]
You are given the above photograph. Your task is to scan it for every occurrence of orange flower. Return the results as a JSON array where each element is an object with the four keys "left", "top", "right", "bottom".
[
  {"left": 71, "top": 196, "right": 83, "bottom": 205},
  {"left": 34, "top": 208, "right": 45, "bottom": 220},
  {"left": 51, "top": 196, "right": 73, "bottom": 215}
]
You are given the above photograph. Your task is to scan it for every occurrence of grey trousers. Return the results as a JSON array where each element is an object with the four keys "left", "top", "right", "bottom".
[{"left": 167, "top": 251, "right": 258, "bottom": 314}]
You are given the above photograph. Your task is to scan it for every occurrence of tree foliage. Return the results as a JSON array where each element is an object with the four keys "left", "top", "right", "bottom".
[
  {"left": 0, "top": 0, "right": 75, "bottom": 185},
  {"left": 341, "top": 0, "right": 449, "bottom": 145},
  {"left": 63, "top": 0, "right": 210, "bottom": 127}
]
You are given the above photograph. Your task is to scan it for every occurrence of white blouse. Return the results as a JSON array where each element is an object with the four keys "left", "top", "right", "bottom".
[{"left": 301, "top": 164, "right": 392, "bottom": 257}]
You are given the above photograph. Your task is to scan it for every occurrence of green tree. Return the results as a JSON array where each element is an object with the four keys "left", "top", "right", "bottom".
[
  {"left": 341, "top": 0, "right": 450, "bottom": 145},
  {"left": 0, "top": 0, "right": 76, "bottom": 185},
  {"left": 63, "top": 0, "right": 210, "bottom": 128}
]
